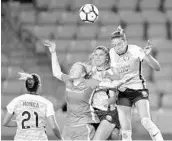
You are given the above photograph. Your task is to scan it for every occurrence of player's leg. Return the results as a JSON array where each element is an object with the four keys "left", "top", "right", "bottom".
[
  {"left": 135, "top": 99, "right": 164, "bottom": 141},
  {"left": 110, "top": 127, "right": 121, "bottom": 140},
  {"left": 93, "top": 120, "right": 115, "bottom": 140},
  {"left": 73, "top": 124, "right": 95, "bottom": 140},
  {"left": 117, "top": 97, "right": 132, "bottom": 141}
]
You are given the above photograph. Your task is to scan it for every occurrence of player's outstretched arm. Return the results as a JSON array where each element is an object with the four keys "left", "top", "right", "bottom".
[
  {"left": 44, "top": 40, "right": 69, "bottom": 82},
  {"left": 47, "top": 115, "right": 63, "bottom": 140},
  {"left": 3, "top": 112, "right": 17, "bottom": 127},
  {"left": 142, "top": 40, "right": 161, "bottom": 71}
]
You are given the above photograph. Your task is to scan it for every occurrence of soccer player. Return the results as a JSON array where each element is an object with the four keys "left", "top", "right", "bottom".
[
  {"left": 3, "top": 72, "right": 62, "bottom": 140},
  {"left": 44, "top": 40, "right": 130, "bottom": 140},
  {"left": 109, "top": 26, "right": 164, "bottom": 141},
  {"left": 90, "top": 46, "right": 121, "bottom": 140}
]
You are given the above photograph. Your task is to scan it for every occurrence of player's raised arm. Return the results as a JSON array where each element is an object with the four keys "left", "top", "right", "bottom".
[
  {"left": 46, "top": 102, "right": 62, "bottom": 140},
  {"left": 3, "top": 99, "right": 17, "bottom": 127},
  {"left": 142, "top": 40, "right": 161, "bottom": 71},
  {"left": 44, "top": 40, "right": 69, "bottom": 82}
]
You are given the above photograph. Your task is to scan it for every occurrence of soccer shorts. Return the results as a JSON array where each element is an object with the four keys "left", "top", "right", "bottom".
[
  {"left": 14, "top": 129, "right": 48, "bottom": 141},
  {"left": 94, "top": 108, "right": 121, "bottom": 129},
  {"left": 62, "top": 124, "right": 95, "bottom": 140},
  {"left": 117, "top": 88, "right": 149, "bottom": 107}
]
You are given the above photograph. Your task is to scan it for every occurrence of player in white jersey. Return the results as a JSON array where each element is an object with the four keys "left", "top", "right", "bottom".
[
  {"left": 109, "top": 26, "right": 164, "bottom": 141},
  {"left": 3, "top": 72, "right": 62, "bottom": 141},
  {"left": 90, "top": 46, "right": 121, "bottom": 140}
]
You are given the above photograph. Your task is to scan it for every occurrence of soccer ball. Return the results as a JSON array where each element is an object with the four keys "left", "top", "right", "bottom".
[{"left": 79, "top": 4, "right": 99, "bottom": 23}]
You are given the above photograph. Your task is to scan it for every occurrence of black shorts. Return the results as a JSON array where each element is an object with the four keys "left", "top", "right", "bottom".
[
  {"left": 94, "top": 108, "right": 120, "bottom": 129},
  {"left": 117, "top": 88, "right": 149, "bottom": 107}
]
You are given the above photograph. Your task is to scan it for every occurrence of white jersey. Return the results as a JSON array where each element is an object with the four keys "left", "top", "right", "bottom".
[
  {"left": 6, "top": 94, "right": 55, "bottom": 141},
  {"left": 110, "top": 44, "right": 146, "bottom": 91},
  {"left": 91, "top": 66, "right": 117, "bottom": 111}
]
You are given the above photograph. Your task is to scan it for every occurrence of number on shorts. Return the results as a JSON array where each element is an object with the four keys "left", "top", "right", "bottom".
[{"left": 22, "top": 111, "right": 39, "bottom": 129}]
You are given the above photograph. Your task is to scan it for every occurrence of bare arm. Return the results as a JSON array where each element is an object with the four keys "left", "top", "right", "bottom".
[
  {"left": 143, "top": 54, "right": 161, "bottom": 71},
  {"left": 3, "top": 112, "right": 17, "bottom": 127},
  {"left": 142, "top": 40, "right": 161, "bottom": 71},
  {"left": 47, "top": 115, "right": 62, "bottom": 140},
  {"left": 44, "top": 40, "right": 70, "bottom": 82}
]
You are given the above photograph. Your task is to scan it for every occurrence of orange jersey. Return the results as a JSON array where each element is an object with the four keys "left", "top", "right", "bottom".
[{"left": 65, "top": 81, "right": 99, "bottom": 126}]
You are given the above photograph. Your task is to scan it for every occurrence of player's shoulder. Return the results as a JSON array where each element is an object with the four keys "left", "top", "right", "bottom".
[{"left": 36, "top": 95, "right": 53, "bottom": 106}]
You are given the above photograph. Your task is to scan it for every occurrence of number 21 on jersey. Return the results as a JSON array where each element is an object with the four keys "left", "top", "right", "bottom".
[{"left": 22, "top": 111, "right": 38, "bottom": 129}]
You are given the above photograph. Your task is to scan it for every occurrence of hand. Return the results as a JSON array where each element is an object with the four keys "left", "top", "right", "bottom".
[
  {"left": 144, "top": 40, "right": 152, "bottom": 55},
  {"left": 104, "top": 72, "right": 113, "bottom": 80},
  {"left": 44, "top": 40, "right": 56, "bottom": 54}
]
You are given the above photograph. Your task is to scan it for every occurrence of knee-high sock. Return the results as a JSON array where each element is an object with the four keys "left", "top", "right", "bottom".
[
  {"left": 141, "top": 117, "right": 164, "bottom": 141},
  {"left": 121, "top": 130, "right": 132, "bottom": 141}
]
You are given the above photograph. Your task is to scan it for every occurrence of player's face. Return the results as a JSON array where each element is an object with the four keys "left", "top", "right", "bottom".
[
  {"left": 111, "top": 38, "right": 127, "bottom": 55},
  {"left": 69, "top": 64, "right": 86, "bottom": 79},
  {"left": 94, "top": 49, "right": 107, "bottom": 67}
]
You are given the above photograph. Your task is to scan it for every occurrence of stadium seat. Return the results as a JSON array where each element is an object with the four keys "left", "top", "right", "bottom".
[
  {"left": 140, "top": 0, "right": 160, "bottom": 10},
  {"left": 66, "top": 53, "right": 88, "bottom": 65},
  {"left": 76, "top": 25, "right": 98, "bottom": 39},
  {"left": 71, "top": 0, "right": 92, "bottom": 10},
  {"left": 148, "top": 24, "right": 167, "bottom": 39},
  {"left": 37, "top": 11, "right": 64, "bottom": 24},
  {"left": 1, "top": 53, "right": 9, "bottom": 65},
  {"left": 92, "top": 0, "right": 117, "bottom": 9},
  {"left": 36, "top": 0, "right": 49, "bottom": 9},
  {"left": 2, "top": 65, "right": 8, "bottom": 81},
  {"left": 48, "top": 0, "right": 69, "bottom": 9},
  {"left": 127, "top": 39, "right": 146, "bottom": 47},
  {"left": 125, "top": 24, "right": 144, "bottom": 39},
  {"left": 156, "top": 109, "right": 172, "bottom": 133},
  {"left": 151, "top": 39, "right": 172, "bottom": 52},
  {"left": 22, "top": 24, "right": 35, "bottom": 33},
  {"left": 154, "top": 66, "right": 172, "bottom": 81},
  {"left": 162, "top": 95, "right": 172, "bottom": 108},
  {"left": 119, "top": 11, "right": 143, "bottom": 24},
  {"left": 53, "top": 39, "right": 72, "bottom": 52},
  {"left": 165, "top": 0, "right": 172, "bottom": 9},
  {"left": 99, "top": 11, "right": 120, "bottom": 25},
  {"left": 92, "top": 40, "right": 110, "bottom": 49},
  {"left": 2, "top": 80, "right": 24, "bottom": 94},
  {"left": 19, "top": 11, "right": 35, "bottom": 24},
  {"left": 7, "top": 66, "right": 22, "bottom": 80},
  {"left": 156, "top": 80, "right": 172, "bottom": 93},
  {"left": 33, "top": 25, "right": 55, "bottom": 39},
  {"left": 157, "top": 52, "right": 172, "bottom": 65},
  {"left": 61, "top": 12, "right": 79, "bottom": 24},
  {"left": 149, "top": 94, "right": 158, "bottom": 109},
  {"left": 55, "top": 25, "right": 77, "bottom": 39},
  {"left": 166, "top": 10, "right": 172, "bottom": 23},
  {"left": 10, "top": 57, "right": 25, "bottom": 66},
  {"left": 70, "top": 40, "right": 94, "bottom": 53},
  {"left": 36, "top": 40, "right": 46, "bottom": 53},
  {"left": 98, "top": 25, "right": 118, "bottom": 40},
  {"left": 1, "top": 95, "right": 16, "bottom": 109},
  {"left": 141, "top": 10, "right": 167, "bottom": 24},
  {"left": 117, "top": 0, "right": 137, "bottom": 10}
]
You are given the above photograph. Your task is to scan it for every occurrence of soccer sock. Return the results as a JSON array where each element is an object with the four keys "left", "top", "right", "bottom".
[
  {"left": 141, "top": 117, "right": 164, "bottom": 141},
  {"left": 121, "top": 130, "right": 132, "bottom": 141}
]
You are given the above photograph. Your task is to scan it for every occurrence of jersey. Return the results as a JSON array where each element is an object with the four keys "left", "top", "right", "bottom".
[
  {"left": 110, "top": 44, "right": 146, "bottom": 91},
  {"left": 65, "top": 81, "right": 99, "bottom": 126},
  {"left": 6, "top": 94, "right": 55, "bottom": 141},
  {"left": 91, "top": 66, "right": 117, "bottom": 111}
]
